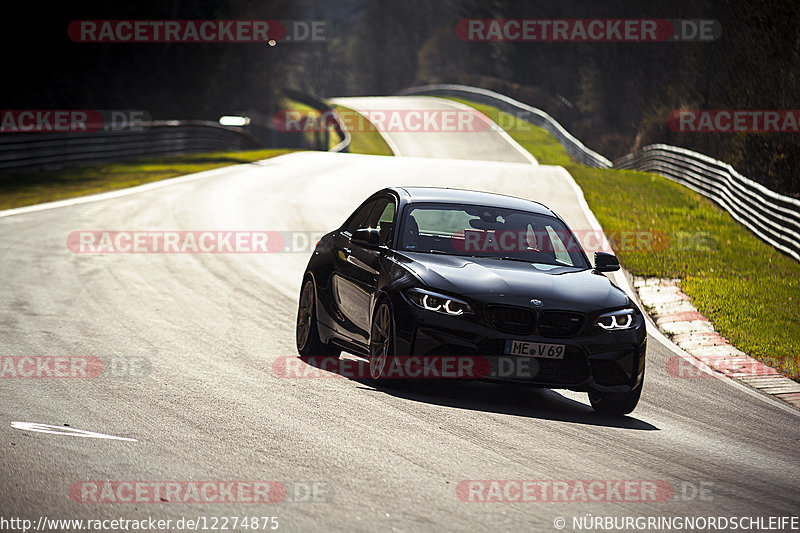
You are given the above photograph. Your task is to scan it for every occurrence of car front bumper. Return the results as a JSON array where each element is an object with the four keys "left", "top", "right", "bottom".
[{"left": 390, "top": 299, "right": 646, "bottom": 394}]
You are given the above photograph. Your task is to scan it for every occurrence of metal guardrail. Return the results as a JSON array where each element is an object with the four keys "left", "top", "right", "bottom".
[
  {"left": 328, "top": 115, "right": 352, "bottom": 153},
  {"left": 0, "top": 121, "right": 263, "bottom": 172},
  {"left": 399, "top": 84, "right": 612, "bottom": 168},
  {"left": 1, "top": 89, "right": 349, "bottom": 173},
  {"left": 400, "top": 84, "right": 800, "bottom": 262},
  {"left": 616, "top": 145, "right": 800, "bottom": 261},
  {"left": 281, "top": 88, "right": 351, "bottom": 153}
]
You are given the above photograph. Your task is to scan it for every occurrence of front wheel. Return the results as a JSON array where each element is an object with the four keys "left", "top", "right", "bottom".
[
  {"left": 369, "top": 301, "right": 401, "bottom": 383},
  {"left": 296, "top": 277, "right": 340, "bottom": 358},
  {"left": 588, "top": 380, "right": 643, "bottom": 415}
]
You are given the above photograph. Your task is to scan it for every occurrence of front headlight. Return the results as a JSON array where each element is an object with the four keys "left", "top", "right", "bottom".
[
  {"left": 597, "top": 308, "right": 637, "bottom": 330},
  {"left": 405, "top": 288, "right": 473, "bottom": 316}
]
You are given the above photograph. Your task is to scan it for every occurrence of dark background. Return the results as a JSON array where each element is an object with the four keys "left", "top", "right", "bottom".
[{"left": 3, "top": 0, "right": 798, "bottom": 196}]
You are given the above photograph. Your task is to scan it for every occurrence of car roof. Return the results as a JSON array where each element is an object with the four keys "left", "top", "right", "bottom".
[{"left": 392, "top": 186, "right": 556, "bottom": 217}]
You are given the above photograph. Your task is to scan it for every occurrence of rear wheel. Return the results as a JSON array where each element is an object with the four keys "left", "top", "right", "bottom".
[
  {"left": 588, "top": 379, "right": 643, "bottom": 415},
  {"left": 296, "top": 278, "right": 340, "bottom": 358}
]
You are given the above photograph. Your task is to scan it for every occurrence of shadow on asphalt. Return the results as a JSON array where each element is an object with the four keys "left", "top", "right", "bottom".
[{"left": 300, "top": 356, "right": 658, "bottom": 430}]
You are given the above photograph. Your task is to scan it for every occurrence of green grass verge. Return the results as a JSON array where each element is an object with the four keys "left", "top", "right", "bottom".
[
  {"left": 333, "top": 105, "right": 393, "bottom": 156},
  {"left": 0, "top": 149, "right": 294, "bottom": 211},
  {"left": 448, "top": 97, "right": 800, "bottom": 378}
]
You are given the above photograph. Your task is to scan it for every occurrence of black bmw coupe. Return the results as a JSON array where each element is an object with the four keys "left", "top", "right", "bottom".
[{"left": 296, "top": 187, "right": 647, "bottom": 414}]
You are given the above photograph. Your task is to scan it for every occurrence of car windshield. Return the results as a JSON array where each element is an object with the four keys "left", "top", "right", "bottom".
[{"left": 399, "top": 203, "right": 589, "bottom": 269}]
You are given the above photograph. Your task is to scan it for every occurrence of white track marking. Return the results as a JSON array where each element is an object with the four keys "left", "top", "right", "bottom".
[
  {"left": 0, "top": 159, "right": 280, "bottom": 219},
  {"left": 11, "top": 421, "right": 137, "bottom": 441}
]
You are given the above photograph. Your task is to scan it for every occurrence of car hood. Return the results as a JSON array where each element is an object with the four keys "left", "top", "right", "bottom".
[{"left": 398, "top": 252, "right": 629, "bottom": 312}]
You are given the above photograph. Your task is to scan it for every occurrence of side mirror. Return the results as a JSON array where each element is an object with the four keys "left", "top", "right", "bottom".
[
  {"left": 352, "top": 227, "right": 381, "bottom": 248},
  {"left": 594, "top": 251, "right": 620, "bottom": 272}
]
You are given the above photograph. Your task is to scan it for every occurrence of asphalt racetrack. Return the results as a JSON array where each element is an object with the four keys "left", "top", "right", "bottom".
[{"left": 1, "top": 96, "right": 798, "bottom": 532}]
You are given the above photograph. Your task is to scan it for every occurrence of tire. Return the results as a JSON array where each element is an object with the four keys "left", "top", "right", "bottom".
[
  {"left": 588, "top": 379, "right": 643, "bottom": 415},
  {"left": 296, "top": 277, "right": 341, "bottom": 358},
  {"left": 368, "top": 300, "right": 402, "bottom": 383}
]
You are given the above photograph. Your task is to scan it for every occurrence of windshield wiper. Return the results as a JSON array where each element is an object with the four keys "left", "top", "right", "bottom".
[
  {"left": 418, "top": 249, "right": 453, "bottom": 255},
  {"left": 484, "top": 256, "right": 535, "bottom": 263},
  {"left": 407, "top": 249, "right": 478, "bottom": 257}
]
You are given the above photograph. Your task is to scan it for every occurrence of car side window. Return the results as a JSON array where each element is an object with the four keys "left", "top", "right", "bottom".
[
  {"left": 343, "top": 199, "right": 378, "bottom": 235},
  {"left": 367, "top": 197, "right": 396, "bottom": 246}
]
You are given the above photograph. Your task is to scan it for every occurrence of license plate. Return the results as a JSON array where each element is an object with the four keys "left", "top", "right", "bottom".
[{"left": 504, "top": 340, "right": 565, "bottom": 359}]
